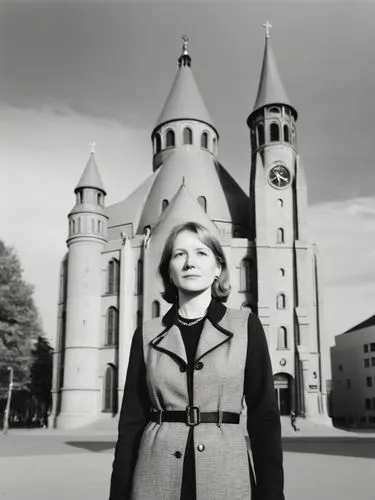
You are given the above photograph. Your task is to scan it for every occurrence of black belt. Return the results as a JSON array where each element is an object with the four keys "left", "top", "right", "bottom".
[{"left": 150, "top": 406, "right": 240, "bottom": 427}]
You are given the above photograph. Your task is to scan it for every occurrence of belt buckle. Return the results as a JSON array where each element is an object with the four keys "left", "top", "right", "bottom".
[{"left": 186, "top": 405, "right": 200, "bottom": 426}]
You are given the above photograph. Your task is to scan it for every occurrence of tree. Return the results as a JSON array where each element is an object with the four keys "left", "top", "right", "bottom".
[
  {"left": 0, "top": 240, "right": 43, "bottom": 395},
  {"left": 29, "top": 335, "right": 53, "bottom": 423}
]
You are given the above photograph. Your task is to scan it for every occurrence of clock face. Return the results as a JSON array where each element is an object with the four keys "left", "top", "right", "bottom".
[{"left": 268, "top": 165, "right": 291, "bottom": 188}]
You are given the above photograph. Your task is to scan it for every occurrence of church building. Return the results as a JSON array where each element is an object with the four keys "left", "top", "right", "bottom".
[{"left": 51, "top": 28, "right": 327, "bottom": 429}]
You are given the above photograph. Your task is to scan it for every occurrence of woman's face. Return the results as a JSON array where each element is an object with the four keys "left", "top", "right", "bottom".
[{"left": 169, "top": 230, "right": 221, "bottom": 297}]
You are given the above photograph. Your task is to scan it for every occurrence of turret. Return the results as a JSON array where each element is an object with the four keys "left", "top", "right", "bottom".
[
  {"left": 247, "top": 21, "right": 298, "bottom": 160},
  {"left": 151, "top": 36, "right": 219, "bottom": 171},
  {"left": 68, "top": 145, "right": 107, "bottom": 243},
  {"left": 55, "top": 146, "right": 108, "bottom": 429}
]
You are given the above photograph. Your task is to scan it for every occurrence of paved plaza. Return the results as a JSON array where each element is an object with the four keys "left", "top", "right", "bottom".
[{"left": 0, "top": 420, "right": 374, "bottom": 500}]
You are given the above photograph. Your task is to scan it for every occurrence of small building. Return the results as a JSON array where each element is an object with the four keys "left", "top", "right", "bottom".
[{"left": 331, "top": 316, "right": 375, "bottom": 428}]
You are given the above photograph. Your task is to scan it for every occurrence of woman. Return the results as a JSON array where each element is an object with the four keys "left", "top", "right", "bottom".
[{"left": 109, "top": 221, "right": 284, "bottom": 500}]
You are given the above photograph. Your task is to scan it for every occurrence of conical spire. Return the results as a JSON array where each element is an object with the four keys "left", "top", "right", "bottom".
[
  {"left": 252, "top": 22, "right": 295, "bottom": 115},
  {"left": 153, "top": 36, "right": 215, "bottom": 132},
  {"left": 75, "top": 144, "right": 106, "bottom": 194}
]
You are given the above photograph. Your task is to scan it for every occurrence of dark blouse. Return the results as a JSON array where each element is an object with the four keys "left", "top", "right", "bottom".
[
  {"left": 109, "top": 303, "right": 284, "bottom": 500},
  {"left": 178, "top": 315, "right": 206, "bottom": 500}
]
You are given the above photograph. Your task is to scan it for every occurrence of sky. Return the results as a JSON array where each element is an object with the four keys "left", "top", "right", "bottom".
[{"left": 1, "top": 0, "right": 375, "bottom": 366}]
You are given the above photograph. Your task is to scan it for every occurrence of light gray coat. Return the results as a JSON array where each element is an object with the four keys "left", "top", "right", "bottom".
[{"left": 130, "top": 307, "right": 252, "bottom": 500}]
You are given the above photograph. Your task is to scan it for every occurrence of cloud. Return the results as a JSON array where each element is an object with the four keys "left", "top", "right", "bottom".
[
  {"left": 2, "top": 102, "right": 374, "bottom": 359},
  {"left": 308, "top": 197, "right": 375, "bottom": 343},
  {"left": 0, "top": 102, "right": 150, "bottom": 342}
]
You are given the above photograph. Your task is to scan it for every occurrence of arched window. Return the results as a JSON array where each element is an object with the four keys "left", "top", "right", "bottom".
[
  {"left": 278, "top": 327, "right": 288, "bottom": 349},
  {"left": 201, "top": 132, "right": 208, "bottom": 149},
  {"left": 162, "top": 199, "right": 169, "bottom": 212},
  {"left": 97, "top": 193, "right": 102, "bottom": 206},
  {"left": 79, "top": 191, "right": 84, "bottom": 204},
  {"left": 106, "top": 307, "right": 118, "bottom": 345},
  {"left": 240, "top": 259, "right": 251, "bottom": 292},
  {"left": 257, "top": 123, "right": 264, "bottom": 146},
  {"left": 107, "top": 259, "right": 119, "bottom": 294},
  {"left": 280, "top": 268, "right": 285, "bottom": 277},
  {"left": 154, "top": 133, "right": 162, "bottom": 153},
  {"left": 137, "top": 259, "right": 143, "bottom": 295},
  {"left": 277, "top": 293, "right": 286, "bottom": 309},
  {"left": 103, "top": 365, "right": 116, "bottom": 412},
  {"left": 270, "top": 123, "right": 280, "bottom": 142},
  {"left": 97, "top": 220, "right": 101, "bottom": 234},
  {"left": 183, "top": 127, "right": 193, "bottom": 145},
  {"left": 278, "top": 198, "right": 284, "bottom": 207},
  {"left": 152, "top": 300, "right": 160, "bottom": 318},
  {"left": 197, "top": 196, "right": 207, "bottom": 213},
  {"left": 277, "top": 228, "right": 285, "bottom": 243},
  {"left": 269, "top": 106, "right": 281, "bottom": 114},
  {"left": 283, "top": 124, "right": 290, "bottom": 143},
  {"left": 166, "top": 129, "right": 175, "bottom": 148}
]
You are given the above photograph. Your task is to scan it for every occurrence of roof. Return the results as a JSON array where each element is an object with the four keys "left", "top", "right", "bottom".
[
  {"left": 252, "top": 37, "right": 295, "bottom": 116},
  {"left": 152, "top": 183, "right": 220, "bottom": 239},
  {"left": 75, "top": 153, "right": 106, "bottom": 194},
  {"left": 104, "top": 148, "right": 249, "bottom": 237},
  {"left": 153, "top": 51, "right": 215, "bottom": 133},
  {"left": 105, "top": 170, "right": 159, "bottom": 230},
  {"left": 136, "top": 148, "right": 249, "bottom": 234},
  {"left": 344, "top": 314, "right": 375, "bottom": 334}
]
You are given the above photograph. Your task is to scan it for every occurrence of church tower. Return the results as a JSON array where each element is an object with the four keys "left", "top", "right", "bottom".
[
  {"left": 53, "top": 147, "right": 108, "bottom": 429},
  {"left": 247, "top": 24, "right": 324, "bottom": 417}
]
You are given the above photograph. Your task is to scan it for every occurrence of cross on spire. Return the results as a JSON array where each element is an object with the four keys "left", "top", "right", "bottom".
[
  {"left": 262, "top": 21, "right": 272, "bottom": 39},
  {"left": 182, "top": 34, "right": 189, "bottom": 55},
  {"left": 89, "top": 141, "right": 97, "bottom": 154},
  {"left": 178, "top": 34, "right": 191, "bottom": 67}
]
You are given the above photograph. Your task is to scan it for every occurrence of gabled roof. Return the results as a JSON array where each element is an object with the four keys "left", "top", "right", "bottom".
[
  {"left": 344, "top": 315, "right": 375, "bottom": 334},
  {"left": 153, "top": 44, "right": 216, "bottom": 133},
  {"left": 75, "top": 153, "right": 106, "bottom": 194},
  {"left": 152, "top": 183, "right": 220, "bottom": 238},
  {"left": 252, "top": 37, "right": 295, "bottom": 116}
]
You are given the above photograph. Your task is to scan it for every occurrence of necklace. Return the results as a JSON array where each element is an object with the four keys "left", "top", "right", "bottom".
[{"left": 177, "top": 315, "right": 205, "bottom": 327}]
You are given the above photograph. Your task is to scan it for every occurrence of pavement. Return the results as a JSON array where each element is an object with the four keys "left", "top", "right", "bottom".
[{"left": 0, "top": 418, "right": 374, "bottom": 500}]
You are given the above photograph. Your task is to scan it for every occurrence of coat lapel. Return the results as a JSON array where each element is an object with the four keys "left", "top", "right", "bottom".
[
  {"left": 195, "top": 318, "right": 232, "bottom": 362},
  {"left": 150, "top": 325, "right": 188, "bottom": 366},
  {"left": 149, "top": 300, "right": 234, "bottom": 367}
]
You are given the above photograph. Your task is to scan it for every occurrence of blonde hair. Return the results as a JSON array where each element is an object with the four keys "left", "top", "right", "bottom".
[{"left": 158, "top": 222, "right": 231, "bottom": 303}]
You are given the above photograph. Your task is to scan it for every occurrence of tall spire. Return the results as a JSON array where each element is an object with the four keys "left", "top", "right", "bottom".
[
  {"left": 153, "top": 36, "right": 216, "bottom": 133},
  {"left": 252, "top": 23, "right": 296, "bottom": 116},
  {"left": 75, "top": 145, "right": 106, "bottom": 194}
]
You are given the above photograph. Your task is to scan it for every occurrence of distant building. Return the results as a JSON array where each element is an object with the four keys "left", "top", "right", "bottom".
[
  {"left": 331, "top": 316, "right": 375, "bottom": 428},
  {"left": 50, "top": 29, "right": 327, "bottom": 429}
]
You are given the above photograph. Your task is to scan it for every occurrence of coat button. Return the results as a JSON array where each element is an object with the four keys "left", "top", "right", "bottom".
[
  {"left": 195, "top": 361, "right": 204, "bottom": 370},
  {"left": 173, "top": 451, "right": 182, "bottom": 459},
  {"left": 179, "top": 365, "right": 186, "bottom": 373},
  {"left": 197, "top": 444, "right": 205, "bottom": 452}
]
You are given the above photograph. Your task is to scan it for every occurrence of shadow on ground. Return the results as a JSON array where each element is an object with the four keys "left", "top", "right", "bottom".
[
  {"left": 65, "top": 441, "right": 116, "bottom": 452},
  {"left": 282, "top": 438, "right": 375, "bottom": 459}
]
